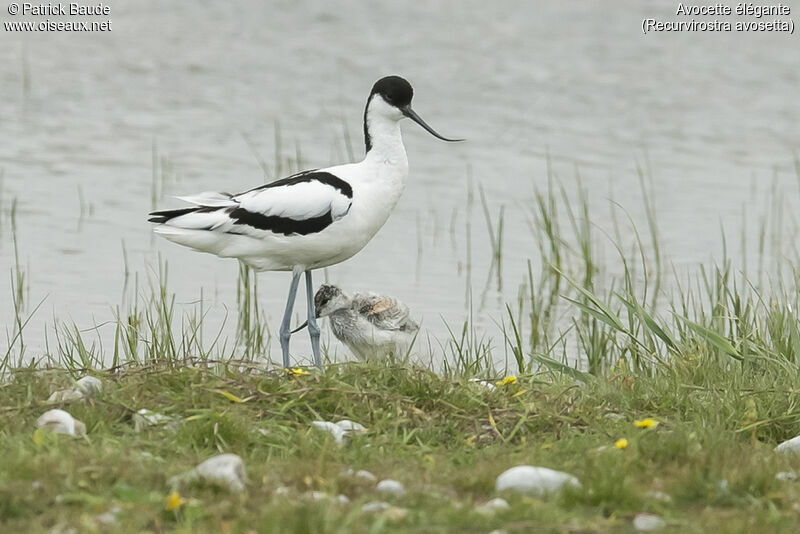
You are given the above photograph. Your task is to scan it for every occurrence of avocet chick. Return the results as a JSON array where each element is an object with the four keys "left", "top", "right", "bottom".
[{"left": 294, "top": 284, "right": 419, "bottom": 360}]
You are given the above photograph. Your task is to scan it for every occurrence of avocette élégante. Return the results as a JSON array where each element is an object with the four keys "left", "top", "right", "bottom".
[
  {"left": 292, "top": 284, "right": 420, "bottom": 360},
  {"left": 148, "top": 75, "right": 461, "bottom": 368}
]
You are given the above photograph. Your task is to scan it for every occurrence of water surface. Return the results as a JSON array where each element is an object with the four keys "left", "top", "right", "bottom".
[{"left": 1, "top": 1, "right": 798, "bottom": 365}]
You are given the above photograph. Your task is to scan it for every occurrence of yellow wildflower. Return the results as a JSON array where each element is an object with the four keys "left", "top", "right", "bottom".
[
  {"left": 495, "top": 375, "right": 517, "bottom": 386},
  {"left": 634, "top": 418, "right": 659, "bottom": 429},
  {"left": 164, "top": 491, "right": 185, "bottom": 511},
  {"left": 287, "top": 367, "right": 309, "bottom": 377},
  {"left": 615, "top": 438, "right": 628, "bottom": 449}
]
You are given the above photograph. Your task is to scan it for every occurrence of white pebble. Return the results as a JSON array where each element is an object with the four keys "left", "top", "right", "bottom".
[
  {"left": 776, "top": 471, "right": 798, "bottom": 482},
  {"left": 633, "top": 513, "right": 666, "bottom": 531},
  {"left": 335, "top": 419, "right": 367, "bottom": 435},
  {"left": 355, "top": 469, "right": 377, "bottom": 483},
  {"left": 195, "top": 454, "right": 247, "bottom": 492},
  {"left": 133, "top": 409, "right": 177, "bottom": 432},
  {"left": 468, "top": 378, "right": 497, "bottom": 391},
  {"left": 475, "top": 497, "right": 510, "bottom": 516},
  {"left": 93, "top": 506, "right": 120, "bottom": 526},
  {"left": 376, "top": 479, "right": 406, "bottom": 495},
  {"left": 361, "top": 500, "right": 391, "bottom": 513},
  {"left": 35, "top": 409, "right": 86, "bottom": 437},
  {"left": 47, "top": 388, "right": 85, "bottom": 403},
  {"left": 307, "top": 491, "right": 350, "bottom": 504},
  {"left": 75, "top": 376, "right": 103, "bottom": 395},
  {"left": 775, "top": 435, "right": 800, "bottom": 454},
  {"left": 169, "top": 453, "right": 247, "bottom": 492},
  {"left": 46, "top": 376, "right": 103, "bottom": 403},
  {"left": 495, "top": 465, "right": 580, "bottom": 496},
  {"left": 341, "top": 468, "right": 378, "bottom": 484},
  {"left": 311, "top": 421, "right": 345, "bottom": 445}
]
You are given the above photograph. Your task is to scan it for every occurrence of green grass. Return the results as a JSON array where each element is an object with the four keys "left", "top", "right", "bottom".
[
  {"left": 5, "top": 162, "right": 800, "bottom": 531},
  {"left": 3, "top": 360, "right": 800, "bottom": 532}
]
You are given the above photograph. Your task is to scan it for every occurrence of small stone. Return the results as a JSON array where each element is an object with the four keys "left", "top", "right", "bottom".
[
  {"left": 355, "top": 470, "right": 377, "bottom": 483},
  {"left": 311, "top": 421, "right": 345, "bottom": 445},
  {"left": 361, "top": 501, "right": 405, "bottom": 519},
  {"left": 604, "top": 412, "right": 626, "bottom": 422},
  {"left": 495, "top": 465, "right": 580, "bottom": 496},
  {"left": 274, "top": 486, "right": 290, "bottom": 497},
  {"left": 775, "top": 435, "right": 800, "bottom": 454},
  {"left": 308, "top": 491, "right": 350, "bottom": 504},
  {"left": 468, "top": 378, "right": 496, "bottom": 391},
  {"left": 309, "top": 491, "right": 330, "bottom": 501},
  {"left": 133, "top": 409, "right": 177, "bottom": 432},
  {"left": 376, "top": 479, "right": 406, "bottom": 495},
  {"left": 361, "top": 500, "right": 391, "bottom": 513},
  {"left": 341, "top": 468, "right": 378, "bottom": 484},
  {"left": 776, "top": 471, "right": 798, "bottom": 482},
  {"left": 93, "top": 506, "right": 120, "bottom": 526},
  {"left": 335, "top": 419, "right": 367, "bottom": 435},
  {"left": 47, "top": 389, "right": 85, "bottom": 403},
  {"left": 169, "top": 453, "right": 247, "bottom": 492},
  {"left": 475, "top": 497, "right": 510, "bottom": 516},
  {"left": 385, "top": 506, "right": 408, "bottom": 520},
  {"left": 75, "top": 376, "right": 102, "bottom": 395},
  {"left": 35, "top": 409, "right": 86, "bottom": 437},
  {"left": 633, "top": 513, "right": 666, "bottom": 531},
  {"left": 195, "top": 454, "right": 247, "bottom": 492},
  {"left": 47, "top": 376, "right": 103, "bottom": 403}
]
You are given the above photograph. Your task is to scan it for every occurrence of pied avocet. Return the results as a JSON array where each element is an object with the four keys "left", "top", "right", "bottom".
[{"left": 148, "top": 75, "right": 460, "bottom": 367}]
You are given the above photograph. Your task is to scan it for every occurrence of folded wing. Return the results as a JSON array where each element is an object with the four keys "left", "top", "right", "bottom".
[{"left": 148, "top": 170, "right": 353, "bottom": 237}]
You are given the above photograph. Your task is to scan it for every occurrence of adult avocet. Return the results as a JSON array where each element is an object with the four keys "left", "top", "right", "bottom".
[
  {"left": 148, "top": 75, "right": 460, "bottom": 368},
  {"left": 292, "top": 284, "right": 419, "bottom": 360}
]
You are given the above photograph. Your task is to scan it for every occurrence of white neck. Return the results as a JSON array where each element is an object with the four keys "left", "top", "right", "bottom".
[{"left": 362, "top": 96, "right": 408, "bottom": 167}]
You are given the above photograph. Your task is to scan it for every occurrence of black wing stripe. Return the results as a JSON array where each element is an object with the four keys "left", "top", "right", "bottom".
[
  {"left": 148, "top": 206, "right": 218, "bottom": 223},
  {"left": 241, "top": 171, "right": 353, "bottom": 198},
  {"left": 230, "top": 207, "right": 335, "bottom": 236}
]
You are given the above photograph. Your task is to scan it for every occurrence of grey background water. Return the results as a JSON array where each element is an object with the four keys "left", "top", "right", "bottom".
[{"left": 1, "top": 1, "right": 798, "bottom": 365}]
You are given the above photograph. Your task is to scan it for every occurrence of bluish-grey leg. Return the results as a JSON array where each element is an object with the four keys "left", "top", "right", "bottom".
[
  {"left": 280, "top": 267, "right": 303, "bottom": 368},
  {"left": 305, "top": 270, "right": 322, "bottom": 368}
]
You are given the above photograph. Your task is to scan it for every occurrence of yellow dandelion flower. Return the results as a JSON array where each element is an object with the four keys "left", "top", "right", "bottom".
[
  {"left": 634, "top": 418, "right": 659, "bottom": 429},
  {"left": 615, "top": 438, "right": 628, "bottom": 449},
  {"left": 288, "top": 367, "right": 309, "bottom": 377},
  {"left": 495, "top": 375, "right": 517, "bottom": 386},
  {"left": 32, "top": 428, "right": 44, "bottom": 447},
  {"left": 164, "top": 491, "right": 185, "bottom": 511}
]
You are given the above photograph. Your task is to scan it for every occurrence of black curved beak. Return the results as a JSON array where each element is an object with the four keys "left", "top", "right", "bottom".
[
  {"left": 401, "top": 106, "right": 464, "bottom": 142},
  {"left": 291, "top": 321, "right": 308, "bottom": 334}
]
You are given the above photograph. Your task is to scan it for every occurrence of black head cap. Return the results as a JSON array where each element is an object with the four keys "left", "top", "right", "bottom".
[
  {"left": 315, "top": 284, "right": 342, "bottom": 310},
  {"left": 370, "top": 76, "right": 413, "bottom": 108}
]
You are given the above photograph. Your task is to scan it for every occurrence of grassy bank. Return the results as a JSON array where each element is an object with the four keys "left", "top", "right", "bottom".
[
  {"left": 3, "top": 358, "right": 800, "bottom": 533},
  {"left": 4, "top": 168, "right": 800, "bottom": 532}
]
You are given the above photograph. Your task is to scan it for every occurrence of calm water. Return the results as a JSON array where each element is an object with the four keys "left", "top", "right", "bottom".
[{"left": 1, "top": 1, "right": 799, "bottom": 365}]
